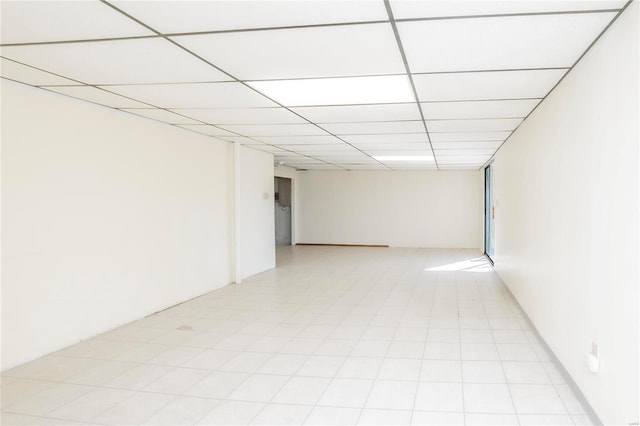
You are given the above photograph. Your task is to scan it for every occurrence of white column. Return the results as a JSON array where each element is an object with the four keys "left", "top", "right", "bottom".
[{"left": 233, "top": 140, "right": 242, "bottom": 283}]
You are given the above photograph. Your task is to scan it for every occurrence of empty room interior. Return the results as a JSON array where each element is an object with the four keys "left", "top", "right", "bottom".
[{"left": 1, "top": 1, "right": 638, "bottom": 425}]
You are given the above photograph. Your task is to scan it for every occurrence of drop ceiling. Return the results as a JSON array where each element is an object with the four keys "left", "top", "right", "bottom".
[{"left": 0, "top": 0, "right": 628, "bottom": 171}]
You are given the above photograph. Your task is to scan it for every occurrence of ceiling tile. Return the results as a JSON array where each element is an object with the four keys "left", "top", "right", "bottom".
[
  {"left": 0, "top": 58, "right": 80, "bottom": 86},
  {"left": 398, "top": 13, "right": 615, "bottom": 72},
  {"left": 365, "top": 149, "right": 433, "bottom": 156},
  {"left": 218, "top": 136, "right": 260, "bottom": 144},
  {"left": 292, "top": 164, "right": 343, "bottom": 170},
  {"left": 112, "top": 0, "right": 387, "bottom": 33},
  {"left": 281, "top": 144, "right": 360, "bottom": 153},
  {"left": 218, "top": 123, "right": 328, "bottom": 137},
  {"left": 106, "top": 82, "right": 277, "bottom": 108},
  {"left": 275, "top": 157, "right": 326, "bottom": 164},
  {"left": 292, "top": 103, "right": 420, "bottom": 123},
  {"left": 246, "top": 145, "right": 289, "bottom": 154},
  {"left": 389, "top": 165, "right": 438, "bottom": 170},
  {"left": 2, "top": 38, "right": 231, "bottom": 85},
  {"left": 340, "top": 133, "right": 429, "bottom": 144},
  {"left": 292, "top": 103, "right": 421, "bottom": 123},
  {"left": 432, "top": 141, "right": 503, "bottom": 149},
  {"left": 0, "top": 1, "right": 153, "bottom": 44},
  {"left": 437, "top": 156, "right": 492, "bottom": 164},
  {"left": 248, "top": 75, "right": 414, "bottom": 106},
  {"left": 321, "top": 120, "right": 425, "bottom": 135},
  {"left": 177, "top": 124, "right": 238, "bottom": 137},
  {"left": 438, "top": 165, "right": 479, "bottom": 170},
  {"left": 307, "top": 151, "right": 375, "bottom": 163},
  {"left": 344, "top": 164, "right": 389, "bottom": 170},
  {"left": 169, "top": 107, "right": 306, "bottom": 125},
  {"left": 413, "top": 69, "right": 566, "bottom": 101},
  {"left": 435, "top": 149, "right": 496, "bottom": 156},
  {"left": 121, "top": 109, "right": 201, "bottom": 124},
  {"left": 430, "top": 132, "right": 511, "bottom": 142},
  {"left": 427, "top": 118, "right": 522, "bottom": 132},
  {"left": 390, "top": 1, "right": 625, "bottom": 19},
  {"left": 173, "top": 23, "right": 405, "bottom": 80},
  {"left": 45, "top": 86, "right": 151, "bottom": 108},
  {"left": 351, "top": 142, "right": 430, "bottom": 151},
  {"left": 256, "top": 135, "right": 345, "bottom": 145},
  {"left": 421, "top": 99, "right": 539, "bottom": 119}
]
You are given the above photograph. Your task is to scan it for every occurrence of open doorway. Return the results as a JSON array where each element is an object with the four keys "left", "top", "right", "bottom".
[
  {"left": 484, "top": 164, "right": 495, "bottom": 262},
  {"left": 274, "top": 177, "right": 292, "bottom": 246}
]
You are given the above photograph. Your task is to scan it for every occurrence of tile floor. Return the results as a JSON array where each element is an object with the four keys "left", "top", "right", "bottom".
[{"left": 1, "top": 246, "right": 593, "bottom": 425}]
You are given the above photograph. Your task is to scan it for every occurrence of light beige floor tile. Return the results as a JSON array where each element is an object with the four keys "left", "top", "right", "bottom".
[
  {"left": 48, "top": 388, "right": 133, "bottom": 422},
  {"left": 414, "top": 382, "right": 463, "bottom": 412},
  {"left": 142, "top": 396, "right": 219, "bottom": 425},
  {"left": 144, "top": 367, "right": 210, "bottom": 394},
  {"left": 318, "top": 378, "right": 373, "bottom": 408},
  {"left": 197, "top": 400, "right": 265, "bottom": 425},
  {"left": 411, "top": 411, "right": 464, "bottom": 425},
  {"left": 365, "top": 380, "right": 417, "bottom": 410},
  {"left": 463, "top": 383, "right": 515, "bottom": 414},
  {"left": 251, "top": 403, "right": 313, "bottom": 425},
  {"left": 4, "top": 383, "right": 92, "bottom": 417},
  {"left": 272, "top": 376, "right": 331, "bottom": 405},
  {"left": 510, "top": 384, "right": 567, "bottom": 414},
  {"left": 90, "top": 391, "right": 174, "bottom": 425},
  {"left": 227, "top": 374, "right": 289, "bottom": 403},
  {"left": 185, "top": 371, "right": 249, "bottom": 399},
  {"left": 358, "top": 408, "right": 412, "bottom": 425},
  {"left": 304, "top": 406, "right": 361, "bottom": 425},
  {"left": 3, "top": 247, "right": 592, "bottom": 424}
]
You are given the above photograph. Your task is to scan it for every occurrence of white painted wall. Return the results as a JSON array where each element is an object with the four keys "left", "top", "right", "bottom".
[
  {"left": 1, "top": 81, "right": 233, "bottom": 370},
  {"left": 297, "top": 171, "right": 481, "bottom": 248},
  {"left": 239, "top": 145, "right": 275, "bottom": 278},
  {"left": 491, "top": 4, "right": 638, "bottom": 424}
]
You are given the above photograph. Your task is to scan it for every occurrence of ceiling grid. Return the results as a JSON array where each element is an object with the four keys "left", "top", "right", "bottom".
[{"left": 0, "top": 0, "right": 630, "bottom": 171}]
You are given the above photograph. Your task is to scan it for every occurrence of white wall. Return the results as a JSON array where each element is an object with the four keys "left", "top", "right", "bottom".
[
  {"left": 491, "top": 4, "right": 638, "bottom": 424},
  {"left": 297, "top": 171, "right": 481, "bottom": 248},
  {"left": 239, "top": 145, "right": 275, "bottom": 278},
  {"left": 1, "top": 81, "right": 233, "bottom": 370}
]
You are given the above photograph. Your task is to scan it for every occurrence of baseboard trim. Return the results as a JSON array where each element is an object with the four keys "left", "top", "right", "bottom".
[
  {"left": 497, "top": 275, "right": 604, "bottom": 426},
  {"left": 296, "top": 243, "right": 389, "bottom": 248}
]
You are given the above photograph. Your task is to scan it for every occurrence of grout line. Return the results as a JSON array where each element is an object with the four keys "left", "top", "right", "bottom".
[
  {"left": 479, "top": 0, "right": 634, "bottom": 170},
  {"left": 383, "top": 0, "right": 439, "bottom": 170},
  {"left": 476, "top": 274, "right": 521, "bottom": 424},
  {"left": 2, "top": 250, "right": 597, "bottom": 424},
  {"left": 498, "top": 280, "right": 602, "bottom": 425},
  {"left": 408, "top": 263, "right": 438, "bottom": 424},
  {"left": 352, "top": 288, "right": 404, "bottom": 423},
  {"left": 453, "top": 267, "right": 469, "bottom": 425},
  {"left": 97, "top": 0, "right": 372, "bottom": 171},
  {"left": 0, "top": 8, "right": 621, "bottom": 48}
]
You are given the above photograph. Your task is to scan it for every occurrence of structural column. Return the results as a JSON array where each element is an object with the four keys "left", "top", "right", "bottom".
[{"left": 233, "top": 140, "right": 242, "bottom": 283}]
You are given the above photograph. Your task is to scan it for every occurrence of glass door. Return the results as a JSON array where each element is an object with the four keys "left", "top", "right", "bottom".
[{"left": 484, "top": 165, "right": 495, "bottom": 261}]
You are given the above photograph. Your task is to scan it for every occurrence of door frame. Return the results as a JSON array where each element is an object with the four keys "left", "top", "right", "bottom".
[{"left": 274, "top": 176, "right": 293, "bottom": 246}]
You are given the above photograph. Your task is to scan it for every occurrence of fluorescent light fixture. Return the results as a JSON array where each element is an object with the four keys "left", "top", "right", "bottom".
[
  {"left": 374, "top": 155, "right": 433, "bottom": 162},
  {"left": 248, "top": 75, "right": 414, "bottom": 106}
]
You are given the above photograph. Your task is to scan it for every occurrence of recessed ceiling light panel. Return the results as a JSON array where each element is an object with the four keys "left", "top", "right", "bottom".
[{"left": 249, "top": 75, "right": 414, "bottom": 107}]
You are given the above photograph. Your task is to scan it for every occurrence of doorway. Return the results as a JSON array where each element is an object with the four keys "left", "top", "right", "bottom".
[
  {"left": 274, "top": 177, "right": 292, "bottom": 246},
  {"left": 484, "top": 164, "right": 495, "bottom": 261}
]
